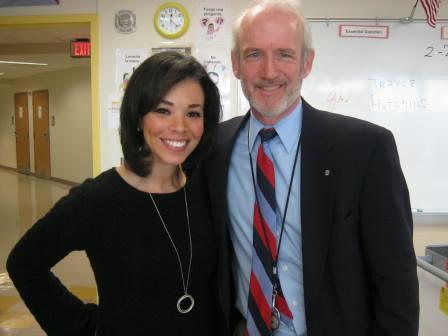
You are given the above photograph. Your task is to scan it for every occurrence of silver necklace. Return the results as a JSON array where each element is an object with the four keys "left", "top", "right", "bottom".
[{"left": 148, "top": 187, "right": 194, "bottom": 314}]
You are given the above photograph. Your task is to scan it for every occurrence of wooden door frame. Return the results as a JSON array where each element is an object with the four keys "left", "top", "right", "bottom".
[
  {"left": 0, "top": 14, "right": 100, "bottom": 176},
  {"left": 14, "top": 91, "right": 30, "bottom": 173},
  {"left": 32, "top": 89, "right": 51, "bottom": 178}
]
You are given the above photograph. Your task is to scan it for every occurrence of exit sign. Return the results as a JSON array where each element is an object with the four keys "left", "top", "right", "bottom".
[{"left": 70, "top": 39, "right": 91, "bottom": 58}]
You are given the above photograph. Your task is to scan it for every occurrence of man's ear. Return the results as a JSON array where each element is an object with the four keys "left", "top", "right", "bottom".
[
  {"left": 302, "top": 49, "right": 315, "bottom": 79},
  {"left": 231, "top": 50, "right": 241, "bottom": 79}
]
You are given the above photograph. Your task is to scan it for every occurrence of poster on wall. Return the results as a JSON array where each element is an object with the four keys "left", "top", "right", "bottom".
[
  {"left": 196, "top": 47, "right": 232, "bottom": 119},
  {"left": 107, "top": 94, "right": 121, "bottom": 130},
  {"left": 115, "top": 48, "right": 150, "bottom": 95},
  {"left": 196, "top": 3, "right": 230, "bottom": 44}
]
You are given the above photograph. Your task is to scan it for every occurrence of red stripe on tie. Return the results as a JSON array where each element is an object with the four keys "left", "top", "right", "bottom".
[
  {"left": 254, "top": 204, "right": 277, "bottom": 259},
  {"left": 249, "top": 272, "right": 272, "bottom": 329},
  {"left": 257, "top": 146, "right": 275, "bottom": 187},
  {"left": 276, "top": 293, "right": 293, "bottom": 319}
]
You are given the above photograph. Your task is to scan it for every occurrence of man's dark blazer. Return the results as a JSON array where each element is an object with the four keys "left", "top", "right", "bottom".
[{"left": 205, "top": 98, "right": 419, "bottom": 336}]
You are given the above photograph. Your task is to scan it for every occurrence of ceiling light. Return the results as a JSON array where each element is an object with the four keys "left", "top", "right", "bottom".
[{"left": 0, "top": 61, "right": 48, "bottom": 66}]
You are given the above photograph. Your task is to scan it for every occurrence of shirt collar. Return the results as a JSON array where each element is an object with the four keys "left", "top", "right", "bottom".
[{"left": 248, "top": 100, "right": 303, "bottom": 153}]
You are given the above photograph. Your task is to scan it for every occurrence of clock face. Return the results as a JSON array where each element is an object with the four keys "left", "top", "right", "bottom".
[{"left": 155, "top": 3, "right": 189, "bottom": 39}]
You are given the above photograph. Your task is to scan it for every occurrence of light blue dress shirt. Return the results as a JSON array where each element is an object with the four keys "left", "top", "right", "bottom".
[{"left": 227, "top": 102, "right": 307, "bottom": 336}]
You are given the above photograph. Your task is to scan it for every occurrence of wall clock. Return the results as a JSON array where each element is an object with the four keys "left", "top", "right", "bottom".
[{"left": 154, "top": 2, "right": 190, "bottom": 39}]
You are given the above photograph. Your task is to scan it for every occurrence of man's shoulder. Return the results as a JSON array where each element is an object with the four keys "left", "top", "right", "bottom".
[
  {"left": 307, "top": 105, "right": 388, "bottom": 138},
  {"left": 215, "top": 115, "right": 247, "bottom": 140},
  {"left": 219, "top": 115, "right": 246, "bottom": 129}
]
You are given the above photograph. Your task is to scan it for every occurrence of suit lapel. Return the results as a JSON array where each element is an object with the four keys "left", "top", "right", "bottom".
[
  {"left": 300, "top": 100, "right": 338, "bottom": 320},
  {"left": 209, "top": 114, "right": 250, "bottom": 229}
]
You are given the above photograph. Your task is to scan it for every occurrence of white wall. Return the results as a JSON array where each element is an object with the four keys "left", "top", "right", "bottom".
[
  {"left": 0, "top": 85, "right": 16, "bottom": 168},
  {"left": 97, "top": 0, "right": 448, "bottom": 170},
  {"left": 1, "top": 66, "right": 92, "bottom": 183}
]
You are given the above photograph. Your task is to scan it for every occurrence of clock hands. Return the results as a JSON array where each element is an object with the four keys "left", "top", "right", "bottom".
[{"left": 169, "top": 13, "right": 181, "bottom": 28}]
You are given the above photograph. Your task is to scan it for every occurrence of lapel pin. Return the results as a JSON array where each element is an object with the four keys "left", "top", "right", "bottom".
[{"left": 324, "top": 169, "right": 331, "bottom": 176}]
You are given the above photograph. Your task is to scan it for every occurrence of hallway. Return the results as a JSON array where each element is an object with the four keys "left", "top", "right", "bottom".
[{"left": 0, "top": 168, "right": 96, "bottom": 335}]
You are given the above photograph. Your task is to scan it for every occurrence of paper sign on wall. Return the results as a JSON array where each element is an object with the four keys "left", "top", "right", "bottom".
[
  {"left": 196, "top": 47, "right": 232, "bottom": 119},
  {"left": 107, "top": 94, "right": 121, "bottom": 130},
  {"left": 197, "top": 3, "right": 230, "bottom": 44},
  {"left": 339, "top": 25, "right": 389, "bottom": 39},
  {"left": 38, "top": 106, "right": 43, "bottom": 119},
  {"left": 115, "top": 48, "right": 150, "bottom": 95},
  {"left": 18, "top": 107, "right": 23, "bottom": 119},
  {"left": 442, "top": 26, "right": 448, "bottom": 40}
]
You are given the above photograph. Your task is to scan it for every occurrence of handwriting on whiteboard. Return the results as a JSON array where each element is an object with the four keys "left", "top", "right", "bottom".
[
  {"left": 326, "top": 92, "right": 349, "bottom": 112},
  {"left": 424, "top": 45, "right": 448, "bottom": 58},
  {"left": 369, "top": 97, "right": 427, "bottom": 113},
  {"left": 368, "top": 78, "right": 427, "bottom": 113}
]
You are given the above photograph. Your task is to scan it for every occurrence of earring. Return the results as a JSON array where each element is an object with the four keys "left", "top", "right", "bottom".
[{"left": 137, "top": 128, "right": 143, "bottom": 152}]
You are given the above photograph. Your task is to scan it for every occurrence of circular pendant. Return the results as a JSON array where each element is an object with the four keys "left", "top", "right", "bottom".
[
  {"left": 177, "top": 294, "right": 194, "bottom": 314},
  {"left": 271, "top": 308, "right": 280, "bottom": 330}
]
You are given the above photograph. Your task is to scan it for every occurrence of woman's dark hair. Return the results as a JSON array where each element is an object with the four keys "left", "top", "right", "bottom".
[{"left": 119, "top": 51, "right": 221, "bottom": 177}]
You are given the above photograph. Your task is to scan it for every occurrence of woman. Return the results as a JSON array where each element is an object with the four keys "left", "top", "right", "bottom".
[{"left": 7, "top": 51, "right": 222, "bottom": 335}]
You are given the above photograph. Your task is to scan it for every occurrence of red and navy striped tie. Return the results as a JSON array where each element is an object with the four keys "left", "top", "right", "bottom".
[{"left": 246, "top": 128, "right": 293, "bottom": 336}]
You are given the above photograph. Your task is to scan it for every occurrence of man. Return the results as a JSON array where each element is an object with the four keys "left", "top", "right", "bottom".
[{"left": 205, "top": 0, "right": 419, "bottom": 335}]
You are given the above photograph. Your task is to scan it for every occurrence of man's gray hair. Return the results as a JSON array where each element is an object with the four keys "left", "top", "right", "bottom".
[{"left": 232, "top": 0, "right": 313, "bottom": 55}]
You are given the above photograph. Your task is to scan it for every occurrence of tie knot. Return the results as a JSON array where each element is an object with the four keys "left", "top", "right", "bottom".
[{"left": 259, "top": 128, "right": 277, "bottom": 143}]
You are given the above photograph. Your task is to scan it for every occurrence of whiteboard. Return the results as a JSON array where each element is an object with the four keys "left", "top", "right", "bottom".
[{"left": 300, "top": 21, "right": 448, "bottom": 212}]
